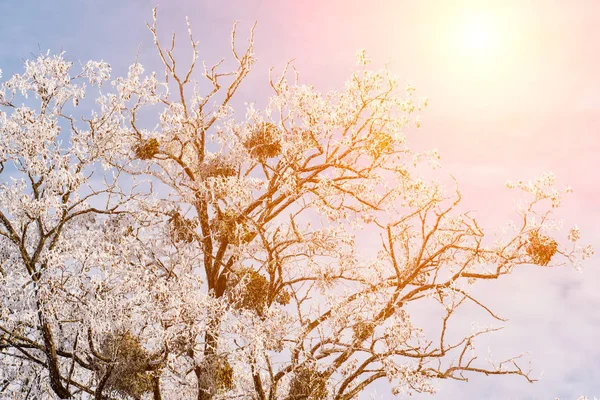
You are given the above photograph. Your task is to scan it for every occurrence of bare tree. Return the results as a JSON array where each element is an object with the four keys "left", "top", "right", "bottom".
[{"left": 0, "top": 8, "right": 592, "bottom": 400}]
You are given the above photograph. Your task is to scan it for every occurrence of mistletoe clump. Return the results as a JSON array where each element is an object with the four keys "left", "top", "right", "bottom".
[
  {"left": 352, "top": 317, "right": 376, "bottom": 341},
  {"left": 196, "top": 357, "right": 235, "bottom": 394},
  {"left": 526, "top": 230, "right": 558, "bottom": 266},
  {"left": 98, "top": 331, "right": 155, "bottom": 399},
  {"left": 368, "top": 131, "right": 394, "bottom": 159},
  {"left": 211, "top": 210, "right": 253, "bottom": 245},
  {"left": 198, "top": 157, "right": 237, "bottom": 179},
  {"left": 243, "top": 122, "right": 282, "bottom": 160},
  {"left": 228, "top": 268, "right": 269, "bottom": 314},
  {"left": 133, "top": 137, "right": 160, "bottom": 160},
  {"left": 215, "top": 359, "right": 234, "bottom": 391},
  {"left": 288, "top": 364, "right": 328, "bottom": 400},
  {"left": 227, "top": 267, "right": 290, "bottom": 314},
  {"left": 169, "top": 212, "right": 197, "bottom": 243}
]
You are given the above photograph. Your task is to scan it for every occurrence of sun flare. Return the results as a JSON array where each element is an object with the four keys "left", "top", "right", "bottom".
[
  {"left": 455, "top": 10, "right": 501, "bottom": 58},
  {"left": 436, "top": 5, "right": 523, "bottom": 84}
]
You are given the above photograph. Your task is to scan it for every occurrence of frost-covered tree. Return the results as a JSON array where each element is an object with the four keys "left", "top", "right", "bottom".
[{"left": 0, "top": 8, "right": 593, "bottom": 400}]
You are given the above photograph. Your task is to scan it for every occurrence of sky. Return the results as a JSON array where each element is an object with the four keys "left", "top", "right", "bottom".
[{"left": 0, "top": 0, "right": 599, "bottom": 398}]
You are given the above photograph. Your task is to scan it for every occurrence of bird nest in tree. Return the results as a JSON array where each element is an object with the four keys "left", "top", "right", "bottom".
[
  {"left": 133, "top": 137, "right": 160, "bottom": 160},
  {"left": 226, "top": 267, "right": 291, "bottom": 315},
  {"left": 526, "top": 230, "right": 558, "bottom": 266},
  {"left": 169, "top": 212, "right": 197, "bottom": 243},
  {"left": 288, "top": 365, "right": 328, "bottom": 400},
  {"left": 198, "top": 157, "right": 237, "bottom": 179},
  {"left": 98, "top": 331, "right": 155, "bottom": 399},
  {"left": 243, "top": 122, "right": 282, "bottom": 160}
]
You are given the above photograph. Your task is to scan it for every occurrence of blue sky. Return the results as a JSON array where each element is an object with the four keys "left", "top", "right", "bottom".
[{"left": 1, "top": 1, "right": 599, "bottom": 399}]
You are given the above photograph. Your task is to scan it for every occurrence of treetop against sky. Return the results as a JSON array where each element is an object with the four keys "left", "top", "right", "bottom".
[{"left": 0, "top": 1, "right": 599, "bottom": 399}]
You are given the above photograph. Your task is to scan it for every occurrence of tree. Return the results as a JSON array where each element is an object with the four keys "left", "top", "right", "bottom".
[{"left": 0, "top": 8, "right": 593, "bottom": 400}]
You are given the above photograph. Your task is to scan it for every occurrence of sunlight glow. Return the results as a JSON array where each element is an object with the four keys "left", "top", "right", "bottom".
[
  {"left": 455, "top": 10, "right": 502, "bottom": 58},
  {"left": 435, "top": 5, "right": 524, "bottom": 89}
]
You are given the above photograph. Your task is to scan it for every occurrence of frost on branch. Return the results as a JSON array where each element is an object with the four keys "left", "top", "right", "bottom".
[
  {"left": 0, "top": 7, "right": 593, "bottom": 400},
  {"left": 169, "top": 211, "right": 197, "bottom": 243}
]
